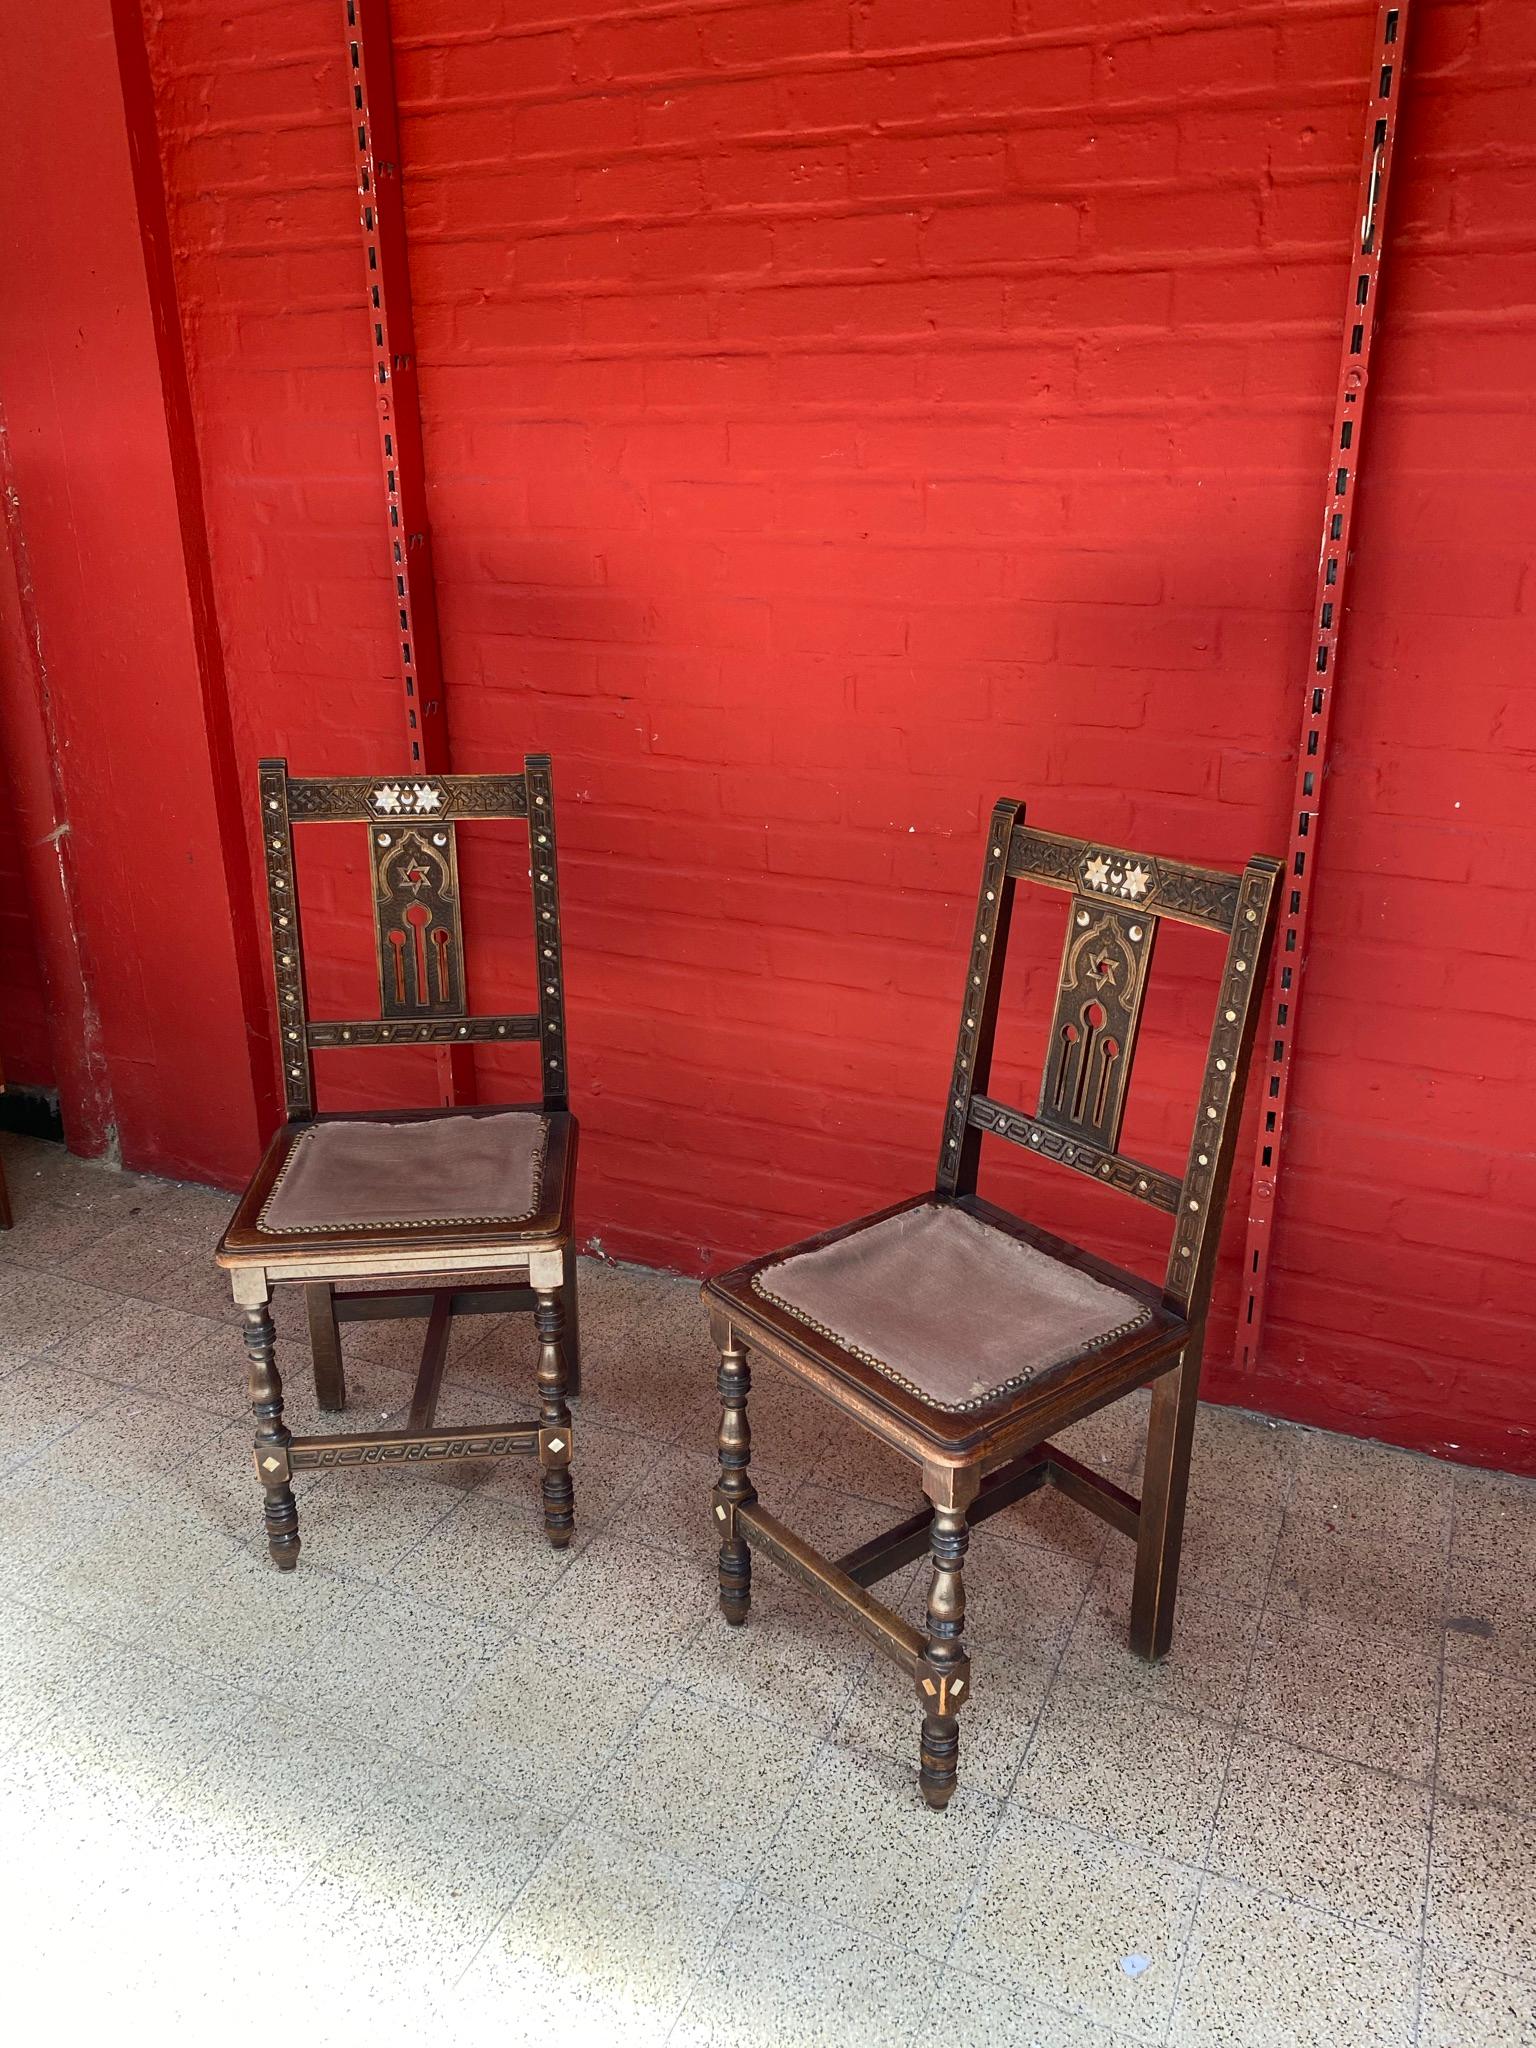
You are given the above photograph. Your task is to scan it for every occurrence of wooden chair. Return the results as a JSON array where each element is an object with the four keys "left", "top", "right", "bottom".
[
  {"left": 216, "top": 757, "right": 579, "bottom": 1570},
  {"left": 703, "top": 803, "right": 1280, "bottom": 1809}
]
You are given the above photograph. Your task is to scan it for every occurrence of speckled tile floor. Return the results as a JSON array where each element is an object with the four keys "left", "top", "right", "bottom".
[{"left": 1, "top": 1131, "right": 1534, "bottom": 2048}]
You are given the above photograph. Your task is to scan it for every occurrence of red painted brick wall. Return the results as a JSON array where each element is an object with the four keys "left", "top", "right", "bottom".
[{"left": 133, "top": 0, "right": 1533, "bottom": 1466}]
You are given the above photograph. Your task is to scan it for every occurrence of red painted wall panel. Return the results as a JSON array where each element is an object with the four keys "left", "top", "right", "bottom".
[
  {"left": 0, "top": 788, "right": 53, "bottom": 1092},
  {"left": 19, "top": 0, "right": 1532, "bottom": 1464},
  {"left": 0, "top": 0, "right": 268, "bottom": 1180}
]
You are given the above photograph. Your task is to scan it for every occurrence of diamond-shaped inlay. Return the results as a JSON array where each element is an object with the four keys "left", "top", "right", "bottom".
[
  {"left": 261, "top": 1455, "right": 282, "bottom": 1473},
  {"left": 714, "top": 1504, "right": 727, "bottom": 1520},
  {"left": 548, "top": 1437, "right": 566, "bottom": 1454}
]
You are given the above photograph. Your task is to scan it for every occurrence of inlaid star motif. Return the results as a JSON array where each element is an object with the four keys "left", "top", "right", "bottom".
[
  {"left": 372, "top": 783, "right": 403, "bottom": 815},
  {"left": 1121, "top": 863, "right": 1151, "bottom": 900},
  {"left": 1084, "top": 854, "right": 1111, "bottom": 891},
  {"left": 1088, "top": 955, "right": 1118, "bottom": 987},
  {"left": 409, "top": 782, "right": 444, "bottom": 813}
]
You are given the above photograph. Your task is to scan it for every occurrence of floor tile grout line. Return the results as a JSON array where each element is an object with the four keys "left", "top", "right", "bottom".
[
  {"left": 1411, "top": 1465, "right": 1458, "bottom": 2048},
  {"left": 918, "top": 1805, "right": 1448, "bottom": 1948},
  {"left": 910, "top": 1515, "right": 1107, "bottom": 2039},
  {"left": 660, "top": 1707, "right": 845, "bottom": 2041},
  {"left": 1032, "top": 1630, "right": 1449, "bottom": 1791},
  {"left": 658, "top": 1749, "right": 883, "bottom": 2046},
  {"left": 702, "top": 1634, "right": 876, "bottom": 1855},
  {"left": 1158, "top": 1413, "right": 1300, "bottom": 2046},
  {"left": 654, "top": 1447, "right": 958, "bottom": 2043},
  {"left": 444, "top": 1662, "right": 678, "bottom": 1999}
]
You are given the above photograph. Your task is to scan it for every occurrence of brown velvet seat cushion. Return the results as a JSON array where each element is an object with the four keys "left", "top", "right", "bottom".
[
  {"left": 258, "top": 1111, "right": 547, "bottom": 1234},
  {"left": 751, "top": 1202, "right": 1152, "bottom": 1412}
]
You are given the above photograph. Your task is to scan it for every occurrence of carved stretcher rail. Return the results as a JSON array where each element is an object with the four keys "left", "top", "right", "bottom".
[{"left": 968, "top": 1095, "right": 1182, "bottom": 1213}]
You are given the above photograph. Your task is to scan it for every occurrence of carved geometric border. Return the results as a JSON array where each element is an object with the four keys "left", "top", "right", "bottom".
[
  {"left": 306, "top": 1014, "right": 539, "bottom": 1048},
  {"left": 290, "top": 1430, "right": 540, "bottom": 1471},
  {"left": 1009, "top": 826, "right": 1240, "bottom": 934},
  {"left": 969, "top": 1095, "right": 1181, "bottom": 1213},
  {"left": 286, "top": 774, "right": 530, "bottom": 823}
]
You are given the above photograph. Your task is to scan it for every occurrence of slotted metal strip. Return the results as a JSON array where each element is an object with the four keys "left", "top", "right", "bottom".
[
  {"left": 344, "top": 0, "right": 472, "bottom": 1102},
  {"left": 346, "top": 0, "right": 446, "bottom": 771},
  {"left": 1237, "top": 2, "right": 1413, "bottom": 1374}
]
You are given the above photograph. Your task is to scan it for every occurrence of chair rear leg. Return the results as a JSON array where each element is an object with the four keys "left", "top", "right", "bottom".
[
  {"left": 1130, "top": 1344, "right": 1202, "bottom": 1662},
  {"left": 305, "top": 1282, "right": 347, "bottom": 1413},
  {"left": 243, "top": 1299, "right": 300, "bottom": 1571},
  {"left": 560, "top": 1240, "right": 582, "bottom": 1400},
  {"left": 917, "top": 1494, "right": 972, "bottom": 1811},
  {"left": 534, "top": 1284, "right": 575, "bottom": 1548},
  {"left": 712, "top": 1329, "right": 754, "bottom": 1625}
]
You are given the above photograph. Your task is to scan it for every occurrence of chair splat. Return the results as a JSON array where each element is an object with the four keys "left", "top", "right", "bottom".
[
  {"left": 372, "top": 822, "right": 465, "bottom": 1017},
  {"left": 1038, "top": 895, "right": 1157, "bottom": 1152}
]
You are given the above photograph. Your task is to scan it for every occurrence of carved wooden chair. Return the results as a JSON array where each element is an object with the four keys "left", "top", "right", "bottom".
[
  {"left": 704, "top": 803, "right": 1280, "bottom": 1808},
  {"left": 216, "top": 757, "right": 578, "bottom": 1569}
]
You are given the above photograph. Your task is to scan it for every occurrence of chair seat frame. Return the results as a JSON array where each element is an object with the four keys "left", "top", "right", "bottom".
[
  {"left": 216, "top": 758, "right": 579, "bottom": 1570},
  {"left": 218, "top": 1104, "right": 578, "bottom": 1547},
  {"left": 703, "top": 801, "right": 1280, "bottom": 1809}
]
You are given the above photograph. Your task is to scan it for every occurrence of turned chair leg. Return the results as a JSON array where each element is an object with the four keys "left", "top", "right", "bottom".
[
  {"left": 916, "top": 1493, "right": 972, "bottom": 1811},
  {"left": 1130, "top": 1344, "right": 1202, "bottom": 1662},
  {"left": 712, "top": 1331, "right": 755, "bottom": 1625},
  {"left": 305, "top": 1281, "right": 347, "bottom": 1413},
  {"left": 560, "top": 1239, "right": 582, "bottom": 1401},
  {"left": 534, "top": 1285, "right": 575, "bottom": 1549},
  {"left": 243, "top": 1301, "right": 300, "bottom": 1570}
]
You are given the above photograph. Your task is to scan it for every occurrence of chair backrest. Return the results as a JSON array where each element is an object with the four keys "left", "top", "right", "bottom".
[
  {"left": 257, "top": 756, "right": 569, "bottom": 1119},
  {"left": 936, "top": 801, "right": 1281, "bottom": 1316}
]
